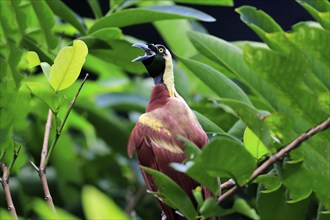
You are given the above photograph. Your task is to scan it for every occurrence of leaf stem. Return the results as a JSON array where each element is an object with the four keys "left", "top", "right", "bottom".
[
  {"left": 218, "top": 117, "right": 330, "bottom": 204},
  {"left": 44, "top": 73, "right": 89, "bottom": 166}
]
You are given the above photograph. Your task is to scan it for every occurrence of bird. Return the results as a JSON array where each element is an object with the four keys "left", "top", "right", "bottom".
[{"left": 128, "top": 43, "right": 213, "bottom": 220}]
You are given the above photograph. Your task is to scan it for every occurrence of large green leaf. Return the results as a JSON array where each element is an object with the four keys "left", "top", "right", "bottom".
[
  {"left": 187, "top": 31, "right": 278, "bottom": 112},
  {"left": 174, "top": 0, "right": 233, "bottom": 6},
  {"left": 45, "top": 0, "right": 87, "bottom": 35},
  {"left": 90, "top": 39, "right": 146, "bottom": 74},
  {"left": 236, "top": 6, "right": 283, "bottom": 47},
  {"left": 257, "top": 186, "right": 309, "bottom": 220},
  {"left": 288, "top": 22, "right": 330, "bottom": 89},
  {"left": 179, "top": 57, "right": 252, "bottom": 106},
  {"left": 194, "top": 111, "right": 225, "bottom": 135},
  {"left": 82, "top": 186, "right": 129, "bottom": 219},
  {"left": 87, "top": 0, "right": 102, "bottom": 19},
  {"left": 297, "top": 0, "right": 330, "bottom": 30},
  {"left": 89, "top": 5, "right": 215, "bottom": 33},
  {"left": 49, "top": 40, "right": 88, "bottom": 92},
  {"left": 33, "top": 199, "right": 79, "bottom": 219},
  {"left": 143, "top": 167, "right": 197, "bottom": 220},
  {"left": 30, "top": 0, "right": 58, "bottom": 50},
  {"left": 187, "top": 136, "right": 256, "bottom": 188}
]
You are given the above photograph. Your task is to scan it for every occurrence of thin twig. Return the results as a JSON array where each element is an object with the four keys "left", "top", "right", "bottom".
[
  {"left": 38, "top": 108, "right": 57, "bottom": 213},
  {"left": 1, "top": 163, "right": 18, "bottom": 220},
  {"left": 218, "top": 117, "right": 330, "bottom": 204},
  {"left": 7, "top": 146, "right": 21, "bottom": 177},
  {"left": 40, "top": 109, "right": 53, "bottom": 171},
  {"left": 44, "top": 73, "right": 89, "bottom": 166},
  {"left": 29, "top": 160, "right": 39, "bottom": 172},
  {"left": 220, "top": 179, "right": 235, "bottom": 190}
]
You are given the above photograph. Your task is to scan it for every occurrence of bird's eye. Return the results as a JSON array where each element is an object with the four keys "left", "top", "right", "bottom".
[{"left": 158, "top": 48, "right": 164, "bottom": 53}]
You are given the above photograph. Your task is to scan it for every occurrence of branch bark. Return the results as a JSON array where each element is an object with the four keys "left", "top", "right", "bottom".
[
  {"left": 1, "top": 163, "right": 18, "bottom": 220},
  {"left": 38, "top": 109, "right": 57, "bottom": 214},
  {"left": 218, "top": 117, "right": 330, "bottom": 204}
]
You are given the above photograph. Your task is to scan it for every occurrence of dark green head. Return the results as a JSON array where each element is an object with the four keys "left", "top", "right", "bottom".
[{"left": 132, "top": 43, "right": 168, "bottom": 83}]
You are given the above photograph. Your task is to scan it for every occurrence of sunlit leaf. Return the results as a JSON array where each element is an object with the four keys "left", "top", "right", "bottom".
[
  {"left": 82, "top": 186, "right": 129, "bottom": 219},
  {"left": 50, "top": 40, "right": 88, "bottom": 91},
  {"left": 26, "top": 51, "right": 40, "bottom": 68},
  {"left": 33, "top": 199, "right": 79, "bottom": 219},
  {"left": 243, "top": 127, "right": 269, "bottom": 160}
]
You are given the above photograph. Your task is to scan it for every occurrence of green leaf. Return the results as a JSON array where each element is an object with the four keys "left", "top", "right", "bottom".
[
  {"left": 233, "top": 198, "right": 259, "bottom": 220},
  {"left": 45, "top": 0, "right": 87, "bottom": 35},
  {"left": 192, "top": 187, "right": 203, "bottom": 210},
  {"left": 89, "top": 27, "right": 123, "bottom": 42},
  {"left": 297, "top": 0, "right": 330, "bottom": 30},
  {"left": 41, "top": 62, "right": 51, "bottom": 80},
  {"left": 236, "top": 6, "right": 283, "bottom": 45},
  {"left": 89, "top": 5, "right": 215, "bottom": 33},
  {"left": 30, "top": 0, "right": 58, "bottom": 50},
  {"left": 194, "top": 111, "right": 226, "bottom": 135},
  {"left": 188, "top": 136, "right": 256, "bottom": 187},
  {"left": 254, "top": 174, "right": 281, "bottom": 193},
  {"left": 154, "top": 19, "right": 197, "bottom": 57},
  {"left": 81, "top": 28, "right": 123, "bottom": 49},
  {"left": 33, "top": 199, "right": 79, "bottom": 219},
  {"left": 26, "top": 51, "right": 40, "bottom": 68},
  {"left": 143, "top": 167, "right": 197, "bottom": 220},
  {"left": 0, "top": 209, "right": 13, "bottom": 220},
  {"left": 174, "top": 0, "right": 233, "bottom": 6},
  {"left": 257, "top": 186, "right": 309, "bottom": 220},
  {"left": 82, "top": 186, "right": 129, "bottom": 219},
  {"left": 220, "top": 99, "right": 272, "bottom": 149},
  {"left": 179, "top": 57, "right": 252, "bottom": 106},
  {"left": 200, "top": 198, "right": 232, "bottom": 217},
  {"left": 90, "top": 39, "right": 146, "bottom": 74},
  {"left": 87, "top": 0, "right": 102, "bottom": 19},
  {"left": 50, "top": 40, "right": 88, "bottom": 92},
  {"left": 26, "top": 82, "right": 59, "bottom": 112},
  {"left": 187, "top": 31, "right": 278, "bottom": 111},
  {"left": 243, "top": 127, "right": 269, "bottom": 160}
]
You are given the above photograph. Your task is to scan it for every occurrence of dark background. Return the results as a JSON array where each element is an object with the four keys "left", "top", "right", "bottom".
[{"left": 63, "top": 0, "right": 312, "bottom": 42}]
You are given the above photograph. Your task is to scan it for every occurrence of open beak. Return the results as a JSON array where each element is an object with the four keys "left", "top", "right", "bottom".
[{"left": 132, "top": 43, "right": 156, "bottom": 62}]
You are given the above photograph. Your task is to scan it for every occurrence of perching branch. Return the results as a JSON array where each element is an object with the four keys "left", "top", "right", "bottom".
[
  {"left": 33, "top": 74, "right": 89, "bottom": 213},
  {"left": 218, "top": 117, "right": 330, "bottom": 204},
  {"left": 1, "top": 147, "right": 21, "bottom": 220}
]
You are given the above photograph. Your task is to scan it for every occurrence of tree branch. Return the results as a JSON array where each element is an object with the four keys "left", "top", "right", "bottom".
[
  {"left": 38, "top": 109, "right": 57, "bottom": 213},
  {"left": 218, "top": 117, "right": 330, "bottom": 204},
  {"left": 1, "top": 163, "right": 18, "bottom": 220}
]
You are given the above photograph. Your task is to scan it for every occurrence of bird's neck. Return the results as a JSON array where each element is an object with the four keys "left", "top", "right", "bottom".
[
  {"left": 146, "top": 84, "right": 170, "bottom": 112},
  {"left": 162, "top": 52, "right": 179, "bottom": 98}
]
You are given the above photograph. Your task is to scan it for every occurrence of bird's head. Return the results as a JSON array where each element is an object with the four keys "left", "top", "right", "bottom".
[{"left": 132, "top": 43, "right": 172, "bottom": 85}]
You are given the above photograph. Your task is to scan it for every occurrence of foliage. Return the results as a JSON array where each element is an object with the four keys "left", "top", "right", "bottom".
[{"left": 0, "top": 0, "right": 329, "bottom": 219}]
